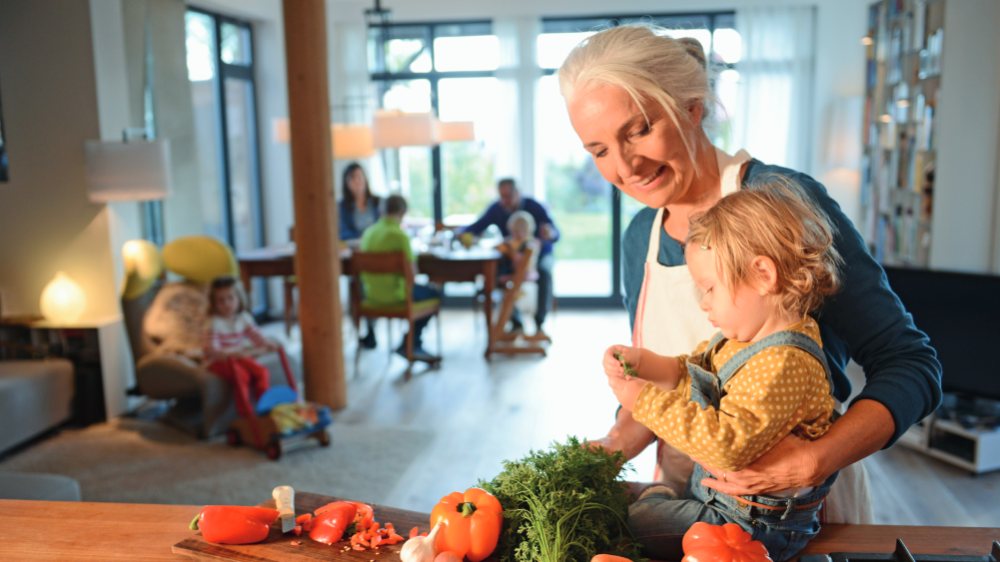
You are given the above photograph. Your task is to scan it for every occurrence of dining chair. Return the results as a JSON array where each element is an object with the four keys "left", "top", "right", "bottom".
[{"left": 347, "top": 251, "right": 442, "bottom": 380}]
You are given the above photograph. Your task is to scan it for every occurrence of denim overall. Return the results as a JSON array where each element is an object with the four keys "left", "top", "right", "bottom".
[{"left": 629, "top": 329, "right": 838, "bottom": 562}]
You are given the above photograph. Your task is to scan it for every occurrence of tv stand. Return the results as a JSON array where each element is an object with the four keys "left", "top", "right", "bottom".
[{"left": 898, "top": 394, "right": 1000, "bottom": 474}]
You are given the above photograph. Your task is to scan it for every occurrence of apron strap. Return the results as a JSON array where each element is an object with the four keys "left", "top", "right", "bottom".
[
  {"left": 645, "top": 208, "right": 665, "bottom": 261},
  {"left": 715, "top": 329, "right": 833, "bottom": 390}
]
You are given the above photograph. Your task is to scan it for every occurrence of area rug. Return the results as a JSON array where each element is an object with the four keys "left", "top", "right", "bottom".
[{"left": 0, "top": 418, "right": 433, "bottom": 506}]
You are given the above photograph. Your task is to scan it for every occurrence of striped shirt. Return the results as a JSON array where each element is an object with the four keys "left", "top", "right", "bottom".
[{"left": 203, "top": 311, "right": 269, "bottom": 357}]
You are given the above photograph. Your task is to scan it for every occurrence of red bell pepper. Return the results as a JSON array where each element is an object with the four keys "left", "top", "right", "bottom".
[
  {"left": 430, "top": 487, "right": 503, "bottom": 562},
  {"left": 309, "top": 500, "right": 374, "bottom": 545},
  {"left": 189, "top": 505, "right": 278, "bottom": 545},
  {"left": 681, "top": 522, "right": 773, "bottom": 562}
]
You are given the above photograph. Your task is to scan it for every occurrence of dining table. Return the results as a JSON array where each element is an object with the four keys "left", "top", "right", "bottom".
[
  {"left": 237, "top": 242, "right": 502, "bottom": 358},
  {"left": 0, "top": 494, "right": 996, "bottom": 561}
]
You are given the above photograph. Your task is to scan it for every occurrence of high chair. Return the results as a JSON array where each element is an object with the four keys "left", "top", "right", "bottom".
[{"left": 491, "top": 246, "right": 548, "bottom": 356}]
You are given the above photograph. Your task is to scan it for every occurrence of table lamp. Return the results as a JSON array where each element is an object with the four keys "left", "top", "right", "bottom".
[{"left": 39, "top": 271, "right": 87, "bottom": 323}]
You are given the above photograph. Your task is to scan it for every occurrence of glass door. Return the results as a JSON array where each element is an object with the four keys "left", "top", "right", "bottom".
[{"left": 186, "top": 9, "right": 266, "bottom": 310}]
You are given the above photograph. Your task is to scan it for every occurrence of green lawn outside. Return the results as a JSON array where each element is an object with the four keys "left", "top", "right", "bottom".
[{"left": 551, "top": 211, "right": 612, "bottom": 261}]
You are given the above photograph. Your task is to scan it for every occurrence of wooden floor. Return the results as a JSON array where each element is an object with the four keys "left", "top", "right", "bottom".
[{"left": 266, "top": 308, "right": 1000, "bottom": 527}]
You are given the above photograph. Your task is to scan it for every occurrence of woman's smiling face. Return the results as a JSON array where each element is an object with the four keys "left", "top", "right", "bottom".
[{"left": 567, "top": 83, "right": 701, "bottom": 209}]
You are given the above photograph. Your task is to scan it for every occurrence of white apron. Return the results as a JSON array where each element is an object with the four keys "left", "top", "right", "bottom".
[{"left": 630, "top": 147, "right": 872, "bottom": 524}]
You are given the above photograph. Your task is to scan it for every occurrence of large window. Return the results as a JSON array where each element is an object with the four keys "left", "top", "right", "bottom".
[
  {"left": 368, "top": 21, "right": 499, "bottom": 231},
  {"left": 186, "top": 9, "right": 266, "bottom": 308}
]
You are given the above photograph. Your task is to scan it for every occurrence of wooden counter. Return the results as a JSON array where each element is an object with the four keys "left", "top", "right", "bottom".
[{"left": 0, "top": 497, "right": 995, "bottom": 561}]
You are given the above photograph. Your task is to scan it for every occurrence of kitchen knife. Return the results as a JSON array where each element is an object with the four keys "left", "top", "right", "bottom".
[{"left": 272, "top": 485, "right": 295, "bottom": 533}]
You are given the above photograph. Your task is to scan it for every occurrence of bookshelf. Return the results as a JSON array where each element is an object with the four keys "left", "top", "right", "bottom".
[{"left": 859, "top": 0, "right": 944, "bottom": 267}]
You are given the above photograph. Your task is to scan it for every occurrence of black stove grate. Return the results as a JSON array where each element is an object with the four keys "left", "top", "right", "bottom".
[{"left": 800, "top": 539, "right": 1000, "bottom": 562}]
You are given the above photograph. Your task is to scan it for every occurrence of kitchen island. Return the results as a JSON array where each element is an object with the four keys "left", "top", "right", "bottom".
[{"left": 0, "top": 495, "right": 995, "bottom": 561}]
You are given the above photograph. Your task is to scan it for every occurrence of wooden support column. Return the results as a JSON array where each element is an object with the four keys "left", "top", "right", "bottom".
[{"left": 282, "top": 0, "right": 346, "bottom": 409}]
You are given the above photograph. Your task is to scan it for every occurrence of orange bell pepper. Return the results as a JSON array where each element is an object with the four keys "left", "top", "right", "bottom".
[
  {"left": 681, "top": 522, "right": 772, "bottom": 562},
  {"left": 430, "top": 487, "right": 503, "bottom": 562}
]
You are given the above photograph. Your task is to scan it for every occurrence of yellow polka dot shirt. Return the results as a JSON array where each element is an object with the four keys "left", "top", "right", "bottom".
[{"left": 632, "top": 317, "right": 835, "bottom": 471}]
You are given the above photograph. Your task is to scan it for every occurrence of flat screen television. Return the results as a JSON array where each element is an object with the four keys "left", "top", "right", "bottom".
[{"left": 883, "top": 266, "right": 1000, "bottom": 402}]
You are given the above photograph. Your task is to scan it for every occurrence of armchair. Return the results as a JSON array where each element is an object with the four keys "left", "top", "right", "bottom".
[{"left": 121, "top": 236, "right": 299, "bottom": 439}]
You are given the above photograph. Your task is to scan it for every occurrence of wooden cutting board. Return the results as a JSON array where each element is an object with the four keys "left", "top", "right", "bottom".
[{"left": 172, "top": 491, "right": 430, "bottom": 561}]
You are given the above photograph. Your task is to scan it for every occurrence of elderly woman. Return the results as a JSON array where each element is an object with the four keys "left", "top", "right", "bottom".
[{"left": 559, "top": 25, "right": 940, "bottom": 559}]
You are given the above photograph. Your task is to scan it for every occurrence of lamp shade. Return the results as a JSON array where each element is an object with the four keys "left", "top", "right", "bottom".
[
  {"left": 373, "top": 110, "right": 437, "bottom": 148},
  {"left": 273, "top": 118, "right": 290, "bottom": 143},
  {"left": 332, "top": 124, "right": 375, "bottom": 159},
  {"left": 435, "top": 120, "right": 475, "bottom": 142},
  {"left": 40, "top": 271, "right": 87, "bottom": 323},
  {"left": 85, "top": 139, "right": 172, "bottom": 202}
]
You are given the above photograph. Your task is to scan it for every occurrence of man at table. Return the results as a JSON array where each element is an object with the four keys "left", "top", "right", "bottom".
[
  {"left": 361, "top": 194, "right": 441, "bottom": 363},
  {"left": 461, "top": 178, "right": 560, "bottom": 335}
]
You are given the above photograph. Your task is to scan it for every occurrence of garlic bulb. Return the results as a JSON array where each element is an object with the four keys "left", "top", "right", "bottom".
[{"left": 400, "top": 521, "right": 443, "bottom": 562}]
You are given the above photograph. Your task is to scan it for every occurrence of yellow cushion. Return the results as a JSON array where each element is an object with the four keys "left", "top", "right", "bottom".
[
  {"left": 162, "top": 236, "right": 238, "bottom": 285},
  {"left": 121, "top": 240, "right": 163, "bottom": 300},
  {"left": 360, "top": 298, "right": 440, "bottom": 316}
]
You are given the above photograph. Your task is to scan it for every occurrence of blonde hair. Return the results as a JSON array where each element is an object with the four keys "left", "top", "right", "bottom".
[
  {"left": 558, "top": 24, "right": 713, "bottom": 166},
  {"left": 686, "top": 177, "right": 843, "bottom": 317},
  {"left": 507, "top": 210, "right": 536, "bottom": 236}
]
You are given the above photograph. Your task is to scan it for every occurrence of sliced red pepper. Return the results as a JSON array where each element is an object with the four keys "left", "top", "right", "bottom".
[
  {"left": 190, "top": 506, "right": 278, "bottom": 545},
  {"left": 309, "top": 501, "right": 357, "bottom": 545}
]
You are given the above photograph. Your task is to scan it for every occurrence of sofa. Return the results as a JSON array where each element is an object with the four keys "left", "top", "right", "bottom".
[{"left": 0, "top": 358, "right": 74, "bottom": 454}]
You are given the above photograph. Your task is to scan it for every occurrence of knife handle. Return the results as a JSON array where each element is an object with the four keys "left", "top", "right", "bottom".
[{"left": 272, "top": 485, "right": 294, "bottom": 517}]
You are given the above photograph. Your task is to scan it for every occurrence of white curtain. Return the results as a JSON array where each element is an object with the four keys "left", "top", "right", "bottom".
[{"left": 734, "top": 6, "right": 816, "bottom": 171}]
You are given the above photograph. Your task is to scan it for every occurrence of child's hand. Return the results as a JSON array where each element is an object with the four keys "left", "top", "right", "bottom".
[
  {"left": 607, "top": 373, "right": 646, "bottom": 411},
  {"left": 603, "top": 345, "right": 640, "bottom": 380}
]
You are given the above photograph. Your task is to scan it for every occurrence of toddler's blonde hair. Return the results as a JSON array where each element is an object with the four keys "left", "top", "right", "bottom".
[
  {"left": 686, "top": 176, "right": 842, "bottom": 318},
  {"left": 507, "top": 210, "right": 536, "bottom": 237}
]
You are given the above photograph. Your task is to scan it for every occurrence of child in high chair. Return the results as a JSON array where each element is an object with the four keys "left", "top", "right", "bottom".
[
  {"left": 602, "top": 180, "right": 843, "bottom": 560},
  {"left": 496, "top": 210, "right": 542, "bottom": 334},
  {"left": 497, "top": 210, "right": 541, "bottom": 284},
  {"left": 203, "top": 276, "right": 278, "bottom": 420}
]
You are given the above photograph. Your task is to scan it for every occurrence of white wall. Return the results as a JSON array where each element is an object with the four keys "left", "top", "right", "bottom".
[
  {"left": 0, "top": 0, "right": 120, "bottom": 320},
  {"left": 930, "top": 0, "right": 1000, "bottom": 273},
  {"left": 0, "top": 0, "right": 136, "bottom": 417}
]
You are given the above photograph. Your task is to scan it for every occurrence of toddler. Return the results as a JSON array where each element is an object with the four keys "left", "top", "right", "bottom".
[
  {"left": 496, "top": 210, "right": 542, "bottom": 333},
  {"left": 497, "top": 210, "right": 541, "bottom": 284},
  {"left": 602, "top": 181, "right": 843, "bottom": 560},
  {"left": 203, "top": 276, "right": 277, "bottom": 423}
]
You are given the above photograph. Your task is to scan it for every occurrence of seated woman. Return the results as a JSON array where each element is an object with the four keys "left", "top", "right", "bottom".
[{"left": 339, "top": 162, "right": 381, "bottom": 348}]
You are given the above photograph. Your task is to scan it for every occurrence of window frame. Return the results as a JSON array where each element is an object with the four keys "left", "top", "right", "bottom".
[{"left": 187, "top": 7, "right": 267, "bottom": 311}]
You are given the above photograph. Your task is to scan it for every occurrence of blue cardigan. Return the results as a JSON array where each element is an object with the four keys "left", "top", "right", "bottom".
[
  {"left": 621, "top": 159, "right": 942, "bottom": 446},
  {"left": 339, "top": 197, "right": 381, "bottom": 241}
]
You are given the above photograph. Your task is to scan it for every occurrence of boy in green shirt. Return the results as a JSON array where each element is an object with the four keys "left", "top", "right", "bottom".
[{"left": 359, "top": 194, "right": 440, "bottom": 363}]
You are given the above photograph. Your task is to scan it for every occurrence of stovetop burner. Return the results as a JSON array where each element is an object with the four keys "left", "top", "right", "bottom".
[{"left": 800, "top": 539, "right": 1000, "bottom": 562}]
